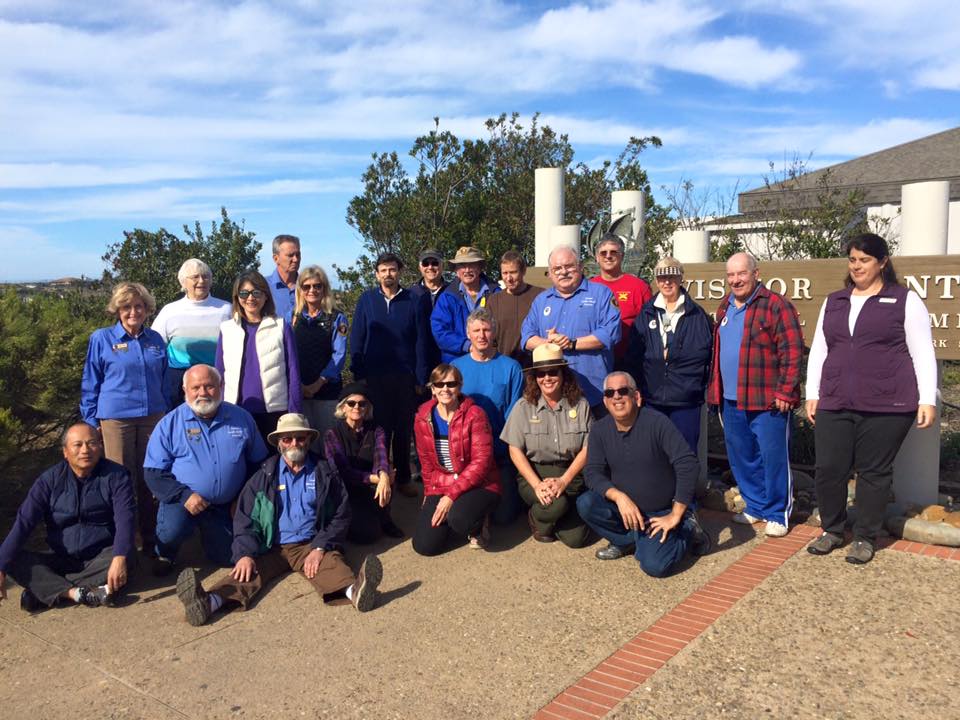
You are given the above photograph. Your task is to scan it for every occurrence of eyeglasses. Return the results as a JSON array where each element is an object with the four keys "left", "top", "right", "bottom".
[
  {"left": 301, "top": 283, "right": 323, "bottom": 292},
  {"left": 603, "top": 387, "right": 632, "bottom": 399},
  {"left": 433, "top": 381, "right": 459, "bottom": 389},
  {"left": 278, "top": 435, "right": 310, "bottom": 445},
  {"left": 550, "top": 264, "right": 578, "bottom": 274},
  {"left": 421, "top": 259, "right": 440, "bottom": 267},
  {"left": 345, "top": 399, "right": 368, "bottom": 409},
  {"left": 534, "top": 369, "right": 560, "bottom": 378},
  {"left": 598, "top": 250, "right": 621, "bottom": 258},
  {"left": 238, "top": 290, "right": 265, "bottom": 300}
]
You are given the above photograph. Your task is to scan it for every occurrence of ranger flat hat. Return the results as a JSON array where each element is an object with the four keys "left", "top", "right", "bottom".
[{"left": 526, "top": 343, "right": 569, "bottom": 372}]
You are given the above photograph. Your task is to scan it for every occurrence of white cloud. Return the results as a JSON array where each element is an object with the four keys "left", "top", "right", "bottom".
[{"left": 0, "top": 225, "right": 104, "bottom": 281}]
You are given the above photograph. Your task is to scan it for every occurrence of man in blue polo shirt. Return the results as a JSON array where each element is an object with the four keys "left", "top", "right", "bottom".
[
  {"left": 267, "top": 234, "right": 301, "bottom": 321},
  {"left": 521, "top": 245, "right": 621, "bottom": 415},
  {"left": 145, "top": 364, "right": 268, "bottom": 574}
]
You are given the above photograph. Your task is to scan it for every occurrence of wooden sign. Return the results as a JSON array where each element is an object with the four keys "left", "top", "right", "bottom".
[{"left": 681, "top": 256, "right": 960, "bottom": 359}]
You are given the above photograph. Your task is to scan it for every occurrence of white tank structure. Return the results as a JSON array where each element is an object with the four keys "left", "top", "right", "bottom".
[
  {"left": 549, "top": 225, "right": 581, "bottom": 258},
  {"left": 892, "top": 180, "right": 949, "bottom": 511},
  {"left": 535, "top": 168, "right": 565, "bottom": 267}
]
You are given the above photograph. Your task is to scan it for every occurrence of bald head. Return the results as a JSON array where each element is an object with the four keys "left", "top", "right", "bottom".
[
  {"left": 183, "top": 364, "right": 223, "bottom": 418},
  {"left": 725, "top": 252, "right": 760, "bottom": 305}
]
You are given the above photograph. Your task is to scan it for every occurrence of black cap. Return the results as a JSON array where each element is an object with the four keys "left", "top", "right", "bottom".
[
  {"left": 418, "top": 248, "right": 443, "bottom": 263},
  {"left": 338, "top": 381, "right": 370, "bottom": 402}
]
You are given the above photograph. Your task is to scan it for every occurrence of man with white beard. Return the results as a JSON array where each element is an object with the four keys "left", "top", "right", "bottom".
[
  {"left": 144, "top": 364, "right": 268, "bottom": 575},
  {"left": 174, "top": 414, "right": 382, "bottom": 626}
]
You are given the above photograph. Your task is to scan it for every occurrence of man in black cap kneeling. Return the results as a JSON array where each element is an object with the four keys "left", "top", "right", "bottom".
[{"left": 175, "top": 413, "right": 382, "bottom": 625}]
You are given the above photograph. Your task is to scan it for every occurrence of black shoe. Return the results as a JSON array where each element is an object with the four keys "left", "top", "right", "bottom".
[
  {"left": 381, "top": 519, "right": 405, "bottom": 539},
  {"left": 685, "top": 511, "right": 712, "bottom": 557},
  {"left": 845, "top": 539, "right": 875, "bottom": 565},
  {"left": 77, "top": 586, "right": 110, "bottom": 608},
  {"left": 176, "top": 568, "right": 212, "bottom": 626},
  {"left": 595, "top": 542, "right": 632, "bottom": 560},
  {"left": 152, "top": 556, "right": 175, "bottom": 577},
  {"left": 807, "top": 531, "right": 844, "bottom": 556},
  {"left": 20, "top": 588, "right": 42, "bottom": 613}
]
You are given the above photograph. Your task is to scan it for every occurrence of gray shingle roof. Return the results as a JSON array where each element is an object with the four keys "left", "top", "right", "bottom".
[{"left": 739, "top": 126, "right": 960, "bottom": 213}]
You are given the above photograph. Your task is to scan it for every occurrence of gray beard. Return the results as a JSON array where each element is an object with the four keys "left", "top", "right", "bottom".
[
  {"left": 282, "top": 446, "right": 307, "bottom": 464},
  {"left": 189, "top": 396, "right": 221, "bottom": 417}
]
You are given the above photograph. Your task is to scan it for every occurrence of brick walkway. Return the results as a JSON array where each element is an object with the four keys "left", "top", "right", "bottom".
[{"left": 535, "top": 523, "right": 959, "bottom": 720}]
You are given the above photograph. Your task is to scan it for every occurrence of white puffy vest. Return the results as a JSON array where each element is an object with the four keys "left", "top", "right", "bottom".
[{"left": 219, "top": 314, "right": 289, "bottom": 412}]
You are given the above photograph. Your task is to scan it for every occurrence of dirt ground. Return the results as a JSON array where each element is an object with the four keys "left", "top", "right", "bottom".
[{"left": 2, "top": 493, "right": 957, "bottom": 720}]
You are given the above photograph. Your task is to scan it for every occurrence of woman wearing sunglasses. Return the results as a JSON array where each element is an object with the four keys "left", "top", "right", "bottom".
[
  {"left": 412, "top": 364, "right": 500, "bottom": 555},
  {"left": 292, "top": 265, "right": 347, "bottom": 452},
  {"left": 324, "top": 382, "right": 403, "bottom": 542},
  {"left": 216, "top": 270, "right": 302, "bottom": 447},
  {"left": 501, "top": 343, "right": 591, "bottom": 546}
]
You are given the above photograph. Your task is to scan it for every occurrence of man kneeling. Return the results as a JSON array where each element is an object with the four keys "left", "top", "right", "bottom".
[
  {"left": 175, "top": 414, "right": 381, "bottom": 625},
  {"left": 0, "top": 424, "right": 135, "bottom": 611},
  {"left": 577, "top": 372, "right": 710, "bottom": 577}
]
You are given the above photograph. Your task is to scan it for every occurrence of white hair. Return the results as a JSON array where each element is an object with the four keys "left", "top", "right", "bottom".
[{"left": 177, "top": 258, "right": 212, "bottom": 290}]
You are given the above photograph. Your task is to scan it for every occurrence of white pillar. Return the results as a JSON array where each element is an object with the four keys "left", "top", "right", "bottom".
[
  {"left": 891, "top": 180, "right": 949, "bottom": 511},
  {"left": 611, "top": 190, "right": 644, "bottom": 249},
  {"left": 948, "top": 201, "right": 960, "bottom": 255},
  {"left": 671, "top": 229, "right": 710, "bottom": 264},
  {"left": 549, "top": 225, "right": 581, "bottom": 259},
  {"left": 535, "top": 168, "right": 564, "bottom": 267},
  {"left": 900, "top": 181, "right": 949, "bottom": 256}
]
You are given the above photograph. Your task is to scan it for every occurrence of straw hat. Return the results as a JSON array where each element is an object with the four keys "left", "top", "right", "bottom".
[
  {"left": 267, "top": 413, "right": 319, "bottom": 446},
  {"left": 526, "top": 343, "right": 569, "bottom": 372}
]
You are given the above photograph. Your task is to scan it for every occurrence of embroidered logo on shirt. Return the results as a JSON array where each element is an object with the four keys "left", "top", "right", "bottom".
[
  {"left": 581, "top": 297, "right": 596, "bottom": 308},
  {"left": 617, "top": 291, "right": 630, "bottom": 302},
  {"left": 227, "top": 426, "right": 245, "bottom": 438}
]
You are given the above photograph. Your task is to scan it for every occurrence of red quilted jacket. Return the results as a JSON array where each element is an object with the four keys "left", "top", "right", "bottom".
[{"left": 414, "top": 396, "right": 501, "bottom": 500}]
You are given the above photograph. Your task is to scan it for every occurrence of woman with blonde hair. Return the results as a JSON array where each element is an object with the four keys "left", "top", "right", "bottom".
[
  {"left": 81, "top": 281, "right": 168, "bottom": 553},
  {"left": 292, "top": 265, "right": 347, "bottom": 450}
]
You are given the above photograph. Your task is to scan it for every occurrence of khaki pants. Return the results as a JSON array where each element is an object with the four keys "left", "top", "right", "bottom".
[
  {"left": 209, "top": 543, "right": 355, "bottom": 609},
  {"left": 518, "top": 463, "right": 588, "bottom": 548},
  {"left": 101, "top": 413, "right": 164, "bottom": 548}
]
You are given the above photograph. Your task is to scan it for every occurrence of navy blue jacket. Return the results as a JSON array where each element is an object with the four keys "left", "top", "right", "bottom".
[
  {"left": 626, "top": 291, "right": 714, "bottom": 407},
  {"left": 351, "top": 286, "right": 432, "bottom": 384},
  {"left": 230, "top": 453, "right": 351, "bottom": 562},
  {"left": 430, "top": 276, "right": 499, "bottom": 363},
  {"left": 408, "top": 278, "right": 449, "bottom": 371},
  {"left": 0, "top": 458, "right": 135, "bottom": 571}
]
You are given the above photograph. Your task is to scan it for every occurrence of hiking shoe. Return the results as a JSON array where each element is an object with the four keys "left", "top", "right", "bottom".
[
  {"left": 350, "top": 555, "right": 382, "bottom": 613},
  {"left": 595, "top": 543, "right": 632, "bottom": 560},
  {"left": 77, "top": 586, "right": 110, "bottom": 608},
  {"left": 685, "top": 512, "right": 712, "bottom": 556},
  {"left": 845, "top": 540, "right": 875, "bottom": 565},
  {"left": 468, "top": 534, "right": 487, "bottom": 550},
  {"left": 807, "top": 531, "right": 844, "bottom": 556},
  {"left": 176, "top": 568, "right": 211, "bottom": 626},
  {"left": 732, "top": 511, "right": 761, "bottom": 525},
  {"left": 20, "top": 588, "right": 42, "bottom": 613},
  {"left": 764, "top": 521, "right": 789, "bottom": 537}
]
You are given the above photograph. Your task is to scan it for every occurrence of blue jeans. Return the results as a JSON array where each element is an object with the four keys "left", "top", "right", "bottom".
[
  {"left": 155, "top": 501, "right": 233, "bottom": 566},
  {"left": 491, "top": 458, "right": 520, "bottom": 526},
  {"left": 721, "top": 399, "right": 793, "bottom": 525},
  {"left": 576, "top": 489, "right": 691, "bottom": 578},
  {"left": 647, "top": 403, "right": 701, "bottom": 454}
]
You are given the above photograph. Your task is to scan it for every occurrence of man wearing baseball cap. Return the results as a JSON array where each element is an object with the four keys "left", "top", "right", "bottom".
[
  {"left": 409, "top": 248, "right": 449, "bottom": 375},
  {"left": 431, "top": 246, "right": 499, "bottom": 363},
  {"left": 174, "top": 413, "right": 382, "bottom": 626}
]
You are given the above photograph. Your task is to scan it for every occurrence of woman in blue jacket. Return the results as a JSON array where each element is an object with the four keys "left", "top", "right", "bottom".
[
  {"left": 80, "top": 281, "right": 168, "bottom": 554},
  {"left": 626, "top": 257, "right": 713, "bottom": 453}
]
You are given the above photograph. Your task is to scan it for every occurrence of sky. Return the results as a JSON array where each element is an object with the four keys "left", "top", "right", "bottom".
[{"left": 2, "top": 0, "right": 959, "bottom": 283}]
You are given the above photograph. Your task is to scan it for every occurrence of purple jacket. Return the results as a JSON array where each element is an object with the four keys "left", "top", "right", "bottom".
[{"left": 817, "top": 284, "right": 919, "bottom": 413}]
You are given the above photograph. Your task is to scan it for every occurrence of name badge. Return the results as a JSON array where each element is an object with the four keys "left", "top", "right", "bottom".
[
  {"left": 879, "top": 298, "right": 898, "bottom": 304},
  {"left": 278, "top": 484, "right": 286, "bottom": 491},
  {"left": 112, "top": 342, "right": 129, "bottom": 352},
  {"left": 529, "top": 415, "right": 541, "bottom": 424}
]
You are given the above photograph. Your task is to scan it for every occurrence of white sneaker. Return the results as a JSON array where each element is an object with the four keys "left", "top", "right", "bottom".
[
  {"left": 731, "top": 511, "right": 761, "bottom": 525},
  {"left": 764, "top": 521, "right": 788, "bottom": 537}
]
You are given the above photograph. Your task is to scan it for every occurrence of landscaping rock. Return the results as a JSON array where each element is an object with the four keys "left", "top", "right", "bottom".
[
  {"left": 885, "top": 516, "right": 960, "bottom": 547},
  {"left": 919, "top": 505, "right": 948, "bottom": 522},
  {"left": 943, "top": 512, "right": 960, "bottom": 529}
]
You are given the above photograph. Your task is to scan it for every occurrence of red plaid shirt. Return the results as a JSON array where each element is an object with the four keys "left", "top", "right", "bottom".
[{"left": 707, "top": 284, "right": 804, "bottom": 411}]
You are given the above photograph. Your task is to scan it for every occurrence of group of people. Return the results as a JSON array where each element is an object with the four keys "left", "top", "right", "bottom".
[{"left": 0, "top": 231, "right": 937, "bottom": 626}]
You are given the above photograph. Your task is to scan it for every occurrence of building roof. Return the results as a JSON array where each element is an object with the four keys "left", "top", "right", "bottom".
[{"left": 738, "top": 126, "right": 960, "bottom": 213}]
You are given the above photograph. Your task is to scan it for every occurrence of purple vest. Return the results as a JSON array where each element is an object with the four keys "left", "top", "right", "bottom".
[{"left": 817, "top": 284, "right": 918, "bottom": 414}]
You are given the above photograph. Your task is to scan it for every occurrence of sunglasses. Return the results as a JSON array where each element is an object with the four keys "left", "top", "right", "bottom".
[
  {"left": 603, "top": 387, "right": 632, "bottom": 399},
  {"left": 345, "top": 399, "right": 368, "bottom": 409},
  {"left": 421, "top": 259, "right": 440, "bottom": 267},
  {"left": 534, "top": 369, "right": 560, "bottom": 378},
  {"left": 598, "top": 250, "right": 621, "bottom": 258},
  {"left": 238, "top": 289, "right": 265, "bottom": 300},
  {"left": 301, "top": 283, "right": 323, "bottom": 292},
  {"left": 433, "top": 381, "right": 459, "bottom": 389},
  {"left": 278, "top": 435, "right": 310, "bottom": 445}
]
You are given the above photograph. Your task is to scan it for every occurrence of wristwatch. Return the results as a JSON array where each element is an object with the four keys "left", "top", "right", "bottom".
[{"left": 570, "top": 337, "right": 578, "bottom": 351}]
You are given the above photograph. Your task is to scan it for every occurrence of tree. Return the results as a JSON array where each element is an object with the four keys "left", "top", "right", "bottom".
[
  {"left": 340, "top": 113, "right": 666, "bottom": 297},
  {"left": 102, "top": 207, "right": 261, "bottom": 309}
]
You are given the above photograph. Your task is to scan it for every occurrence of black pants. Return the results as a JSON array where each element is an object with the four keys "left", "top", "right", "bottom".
[
  {"left": 412, "top": 489, "right": 499, "bottom": 556},
  {"left": 366, "top": 372, "right": 417, "bottom": 485},
  {"left": 253, "top": 411, "right": 284, "bottom": 453},
  {"left": 7, "top": 546, "right": 120, "bottom": 606},
  {"left": 346, "top": 482, "right": 394, "bottom": 544},
  {"left": 814, "top": 409, "right": 914, "bottom": 543}
]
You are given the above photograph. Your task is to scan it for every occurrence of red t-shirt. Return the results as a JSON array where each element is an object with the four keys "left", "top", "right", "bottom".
[{"left": 590, "top": 273, "right": 652, "bottom": 359}]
